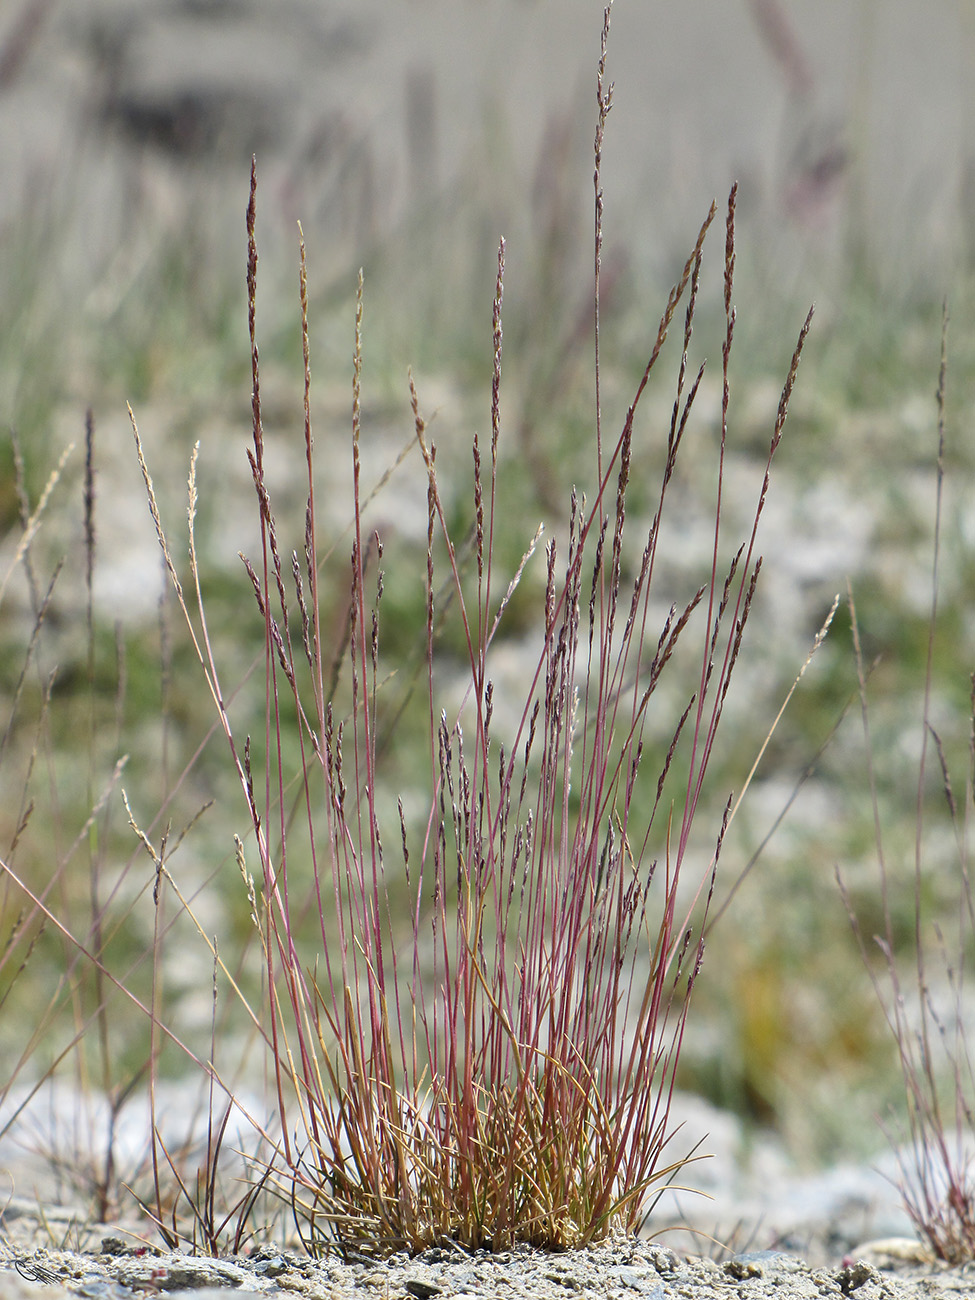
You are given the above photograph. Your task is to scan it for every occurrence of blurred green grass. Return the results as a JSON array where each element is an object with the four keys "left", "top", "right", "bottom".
[{"left": 3, "top": 103, "right": 975, "bottom": 1184}]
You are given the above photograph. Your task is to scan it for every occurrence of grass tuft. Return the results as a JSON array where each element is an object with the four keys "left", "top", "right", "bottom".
[
  {"left": 0, "top": 7, "right": 820, "bottom": 1258},
  {"left": 122, "top": 13, "right": 813, "bottom": 1254}
]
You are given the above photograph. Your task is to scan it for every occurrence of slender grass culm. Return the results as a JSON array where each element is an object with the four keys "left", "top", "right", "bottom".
[{"left": 123, "top": 9, "right": 814, "bottom": 1255}]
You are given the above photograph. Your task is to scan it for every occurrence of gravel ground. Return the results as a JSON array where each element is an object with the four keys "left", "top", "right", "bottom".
[
  {"left": 0, "top": 1085, "right": 964, "bottom": 1300},
  {"left": 1, "top": 1232, "right": 973, "bottom": 1300}
]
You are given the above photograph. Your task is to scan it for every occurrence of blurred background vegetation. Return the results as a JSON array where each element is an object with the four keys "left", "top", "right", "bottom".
[{"left": 3, "top": 0, "right": 975, "bottom": 1186}]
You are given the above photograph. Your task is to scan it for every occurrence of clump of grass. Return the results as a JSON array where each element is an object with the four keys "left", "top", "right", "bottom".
[
  {"left": 0, "top": 8, "right": 815, "bottom": 1257},
  {"left": 129, "top": 9, "right": 812, "bottom": 1254},
  {"left": 840, "top": 308, "right": 975, "bottom": 1266}
]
